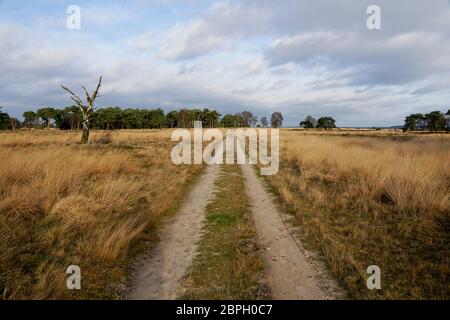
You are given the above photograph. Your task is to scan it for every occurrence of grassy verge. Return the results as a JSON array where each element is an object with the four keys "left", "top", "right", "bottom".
[
  {"left": 263, "top": 133, "right": 449, "bottom": 299},
  {"left": 180, "top": 165, "right": 268, "bottom": 300},
  {"left": 0, "top": 131, "right": 202, "bottom": 299}
]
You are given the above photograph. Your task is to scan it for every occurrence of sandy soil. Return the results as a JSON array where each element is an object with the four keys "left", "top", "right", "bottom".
[
  {"left": 126, "top": 165, "right": 220, "bottom": 300},
  {"left": 241, "top": 164, "right": 345, "bottom": 300}
]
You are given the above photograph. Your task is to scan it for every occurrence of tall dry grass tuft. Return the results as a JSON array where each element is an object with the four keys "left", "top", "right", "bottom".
[
  {"left": 0, "top": 130, "right": 201, "bottom": 299},
  {"left": 266, "top": 131, "right": 450, "bottom": 299}
]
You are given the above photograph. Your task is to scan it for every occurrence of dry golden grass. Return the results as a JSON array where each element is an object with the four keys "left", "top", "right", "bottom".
[
  {"left": 0, "top": 130, "right": 201, "bottom": 300},
  {"left": 287, "top": 128, "right": 449, "bottom": 137},
  {"left": 0, "top": 129, "right": 175, "bottom": 147},
  {"left": 265, "top": 130, "right": 450, "bottom": 299}
]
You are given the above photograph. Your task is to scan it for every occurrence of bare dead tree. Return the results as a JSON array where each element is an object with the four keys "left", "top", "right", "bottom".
[{"left": 61, "top": 76, "right": 102, "bottom": 144}]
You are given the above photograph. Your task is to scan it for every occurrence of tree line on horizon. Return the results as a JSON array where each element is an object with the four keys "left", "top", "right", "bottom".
[
  {"left": 0, "top": 106, "right": 285, "bottom": 131},
  {"left": 403, "top": 110, "right": 450, "bottom": 131},
  {"left": 3, "top": 106, "right": 449, "bottom": 132},
  {"left": 2, "top": 77, "right": 447, "bottom": 145}
]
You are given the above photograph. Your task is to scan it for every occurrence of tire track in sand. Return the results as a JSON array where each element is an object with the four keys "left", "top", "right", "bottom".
[
  {"left": 126, "top": 165, "right": 220, "bottom": 300},
  {"left": 241, "top": 164, "right": 344, "bottom": 300}
]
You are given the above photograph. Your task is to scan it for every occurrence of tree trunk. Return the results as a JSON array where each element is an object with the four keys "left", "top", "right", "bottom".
[{"left": 81, "top": 122, "right": 89, "bottom": 144}]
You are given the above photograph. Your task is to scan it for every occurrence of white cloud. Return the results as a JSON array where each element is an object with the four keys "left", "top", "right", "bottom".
[
  {"left": 82, "top": 5, "right": 137, "bottom": 27},
  {"left": 266, "top": 30, "right": 450, "bottom": 85},
  {"left": 157, "top": 20, "right": 234, "bottom": 60}
]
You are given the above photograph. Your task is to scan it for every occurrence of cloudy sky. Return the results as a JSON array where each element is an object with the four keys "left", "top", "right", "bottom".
[{"left": 1, "top": 0, "right": 449, "bottom": 127}]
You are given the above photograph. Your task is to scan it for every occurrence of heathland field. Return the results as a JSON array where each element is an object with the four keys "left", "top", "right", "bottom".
[
  {"left": 266, "top": 130, "right": 450, "bottom": 299},
  {"left": 0, "top": 130, "right": 202, "bottom": 299},
  {"left": 0, "top": 129, "right": 449, "bottom": 300}
]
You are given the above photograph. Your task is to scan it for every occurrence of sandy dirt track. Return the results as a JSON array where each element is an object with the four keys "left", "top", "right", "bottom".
[
  {"left": 241, "top": 165, "right": 344, "bottom": 300},
  {"left": 127, "top": 162, "right": 343, "bottom": 300},
  {"left": 126, "top": 165, "right": 220, "bottom": 300}
]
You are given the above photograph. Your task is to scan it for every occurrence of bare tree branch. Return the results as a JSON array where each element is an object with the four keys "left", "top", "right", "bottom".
[
  {"left": 82, "top": 86, "right": 92, "bottom": 106},
  {"left": 91, "top": 76, "right": 102, "bottom": 103},
  {"left": 61, "top": 85, "right": 83, "bottom": 107},
  {"left": 69, "top": 98, "right": 84, "bottom": 113}
]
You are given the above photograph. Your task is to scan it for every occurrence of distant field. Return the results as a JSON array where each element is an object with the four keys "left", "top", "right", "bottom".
[
  {"left": 287, "top": 128, "right": 449, "bottom": 137},
  {"left": 265, "top": 130, "right": 450, "bottom": 299},
  {"left": 0, "top": 130, "right": 201, "bottom": 299}
]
